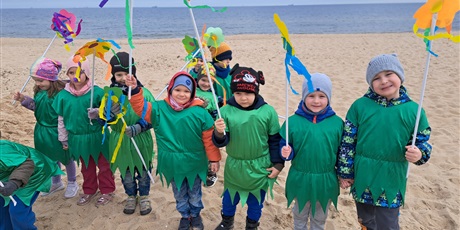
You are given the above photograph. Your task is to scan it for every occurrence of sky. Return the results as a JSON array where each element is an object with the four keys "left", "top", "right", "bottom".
[{"left": 1, "top": 0, "right": 425, "bottom": 8}]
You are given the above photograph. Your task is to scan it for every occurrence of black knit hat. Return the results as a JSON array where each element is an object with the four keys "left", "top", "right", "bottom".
[
  {"left": 110, "top": 52, "right": 136, "bottom": 77},
  {"left": 230, "top": 63, "right": 265, "bottom": 95}
]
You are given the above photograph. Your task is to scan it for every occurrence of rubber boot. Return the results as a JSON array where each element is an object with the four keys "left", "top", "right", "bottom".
[
  {"left": 215, "top": 214, "right": 234, "bottom": 230},
  {"left": 245, "top": 216, "right": 259, "bottom": 230}
]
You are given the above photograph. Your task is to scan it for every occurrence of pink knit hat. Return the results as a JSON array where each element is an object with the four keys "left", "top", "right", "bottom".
[
  {"left": 66, "top": 56, "right": 91, "bottom": 79},
  {"left": 30, "top": 57, "right": 62, "bottom": 81}
]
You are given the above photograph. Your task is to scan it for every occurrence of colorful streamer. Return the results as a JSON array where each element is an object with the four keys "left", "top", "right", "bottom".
[
  {"left": 51, "top": 9, "right": 82, "bottom": 51},
  {"left": 273, "top": 13, "right": 313, "bottom": 95},
  {"left": 72, "top": 38, "right": 120, "bottom": 81},
  {"left": 125, "top": 0, "right": 135, "bottom": 49},
  {"left": 413, "top": 0, "right": 460, "bottom": 54},
  {"left": 98, "top": 87, "right": 129, "bottom": 163}
]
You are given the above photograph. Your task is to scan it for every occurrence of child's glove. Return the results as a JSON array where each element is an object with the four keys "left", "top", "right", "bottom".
[
  {"left": 125, "top": 124, "right": 142, "bottom": 138},
  {"left": 87, "top": 108, "right": 99, "bottom": 119},
  {"left": 217, "top": 96, "right": 224, "bottom": 107},
  {"left": 0, "top": 180, "right": 20, "bottom": 196},
  {"left": 210, "top": 110, "right": 218, "bottom": 120},
  {"left": 110, "top": 103, "right": 121, "bottom": 117}
]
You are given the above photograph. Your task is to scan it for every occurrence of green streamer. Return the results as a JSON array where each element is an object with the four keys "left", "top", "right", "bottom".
[
  {"left": 183, "top": 0, "right": 227, "bottom": 12},
  {"left": 125, "top": 0, "right": 135, "bottom": 49}
]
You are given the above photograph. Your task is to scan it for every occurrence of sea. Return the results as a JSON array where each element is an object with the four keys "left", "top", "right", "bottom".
[{"left": 1, "top": 3, "right": 459, "bottom": 39}]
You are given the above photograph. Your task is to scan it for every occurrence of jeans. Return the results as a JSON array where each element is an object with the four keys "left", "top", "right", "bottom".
[
  {"left": 222, "top": 189, "right": 266, "bottom": 221},
  {"left": 0, "top": 192, "right": 39, "bottom": 230},
  {"left": 356, "top": 202, "right": 400, "bottom": 230},
  {"left": 293, "top": 200, "right": 330, "bottom": 230},
  {"left": 171, "top": 176, "right": 204, "bottom": 218},
  {"left": 122, "top": 167, "right": 151, "bottom": 196}
]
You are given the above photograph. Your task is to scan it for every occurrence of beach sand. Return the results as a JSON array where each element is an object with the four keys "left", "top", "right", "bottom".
[{"left": 0, "top": 33, "right": 459, "bottom": 229}]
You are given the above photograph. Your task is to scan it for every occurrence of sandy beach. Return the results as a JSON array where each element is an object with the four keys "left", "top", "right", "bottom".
[{"left": 0, "top": 33, "right": 459, "bottom": 229}]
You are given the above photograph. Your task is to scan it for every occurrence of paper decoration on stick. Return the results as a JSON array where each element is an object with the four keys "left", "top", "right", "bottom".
[
  {"left": 413, "top": 0, "right": 460, "bottom": 54},
  {"left": 51, "top": 9, "right": 82, "bottom": 51},
  {"left": 183, "top": 0, "right": 227, "bottom": 12},
  {"left": 99, "top": 0, "right": 109, "bottom": 7},
  {"left": 98, "top": 87, "right": 129, "bottom": 162},
  {"left": 204, "top": 27, "right": 224, "bottom": 48},
  {"left": 72, "top": 38, "right": 120, "bottom": 81},
  {"left": 273, "top": 13, "right": 313, "bottom": 95}
]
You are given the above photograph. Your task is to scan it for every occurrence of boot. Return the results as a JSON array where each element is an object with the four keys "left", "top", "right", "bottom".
[
  {"left": 245, "top": 216, "right": 259, "bottom": 230},
  {"left": 215, "top": 214, "right": 234, "bottom": 230}
]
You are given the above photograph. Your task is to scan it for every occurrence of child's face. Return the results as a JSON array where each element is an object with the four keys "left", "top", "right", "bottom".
[
  {"left": 304, "top": 91, "right": 328, "bottom": 113},
  {"left": 32, "top": 77, "right": 51, "bottom": 91},
  {"left": 171, "top": 85, "right": 192, "bottom": 105},
  {"left": 371, "top": 71, "right": 401, "bottom": 100},
  {"left": 214, "top": 59, "right": 231, "bottom": 69},
  {"left": 114, "top": 71, "right": 128, "bottom": 85},
  {"left": 198, "top": 77, "right": 211, "bottom": 91},
  {"left": 234, "top": 91, "right": 256, "bottom": 108},
  {"left": 194, "top": 58, "right": 204, "bottom": 71},
  {"left": 67, "top": 67, "right": 88, "bottom": 86}
]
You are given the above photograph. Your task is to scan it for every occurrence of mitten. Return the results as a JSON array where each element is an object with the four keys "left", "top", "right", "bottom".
[
  {"left": 87, "top": 108, "right": 99, "bottom": 119},
  {"left": 125, "top": 124, "right": 142, "bottom": 138},
  {"left": 110, "top": 103, "right": 121, "bottom": 117},
  {"left": 217, "top": 96, "right": 224, "bottom": 107},
  {"left": 210, "top": 110, "right": 218, "bottom": 120},
  {"left": 0, "top": 180, "right": 20, "bottom": 196}
]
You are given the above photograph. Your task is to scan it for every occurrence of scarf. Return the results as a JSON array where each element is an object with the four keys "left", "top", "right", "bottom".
[
  {"left": 64, "top": 80, "right": 92, "bottom": 96},
  {"left": 165, "top": 96, "right": 204, "bottom": 112},
  {"left": 214, "top": 65, "right": 230, "bottom": 79}
]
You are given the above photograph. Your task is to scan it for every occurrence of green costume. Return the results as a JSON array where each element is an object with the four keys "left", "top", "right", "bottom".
[
  {"left": 0, "top": 140, "right": 63, "bottom": 206},
  {"left": 150, "top": 101, "right": 214, "bottom": 189},
  {"left": 195, "top": 88, "right": 218, "bottom": 116},
  {"left": 280, "top": 113, "right": 343, "bottom": 215},
  {"left": 109, "top": 88, "right": 155, "bottom": 179},
  {"left": 33, "top": 90, "right": 71, "bottom": 164},
  {"left": 220, "top": 104, "right": 280, "bottom": 205},
  {"left": 52, "top": 86, "right": 109, "bottom": 167},
  {"left": 347, "top": 97, "right": 429, "bottom": 204}
]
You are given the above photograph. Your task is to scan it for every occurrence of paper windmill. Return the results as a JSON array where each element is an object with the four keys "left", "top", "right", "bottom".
[
  {"left": 413, "top": 0, "right": 460, "bottom": 53},
  {"left": 204, "top": 27, "right": 225, "bottom": 49},
  {"left": 99, "top": 87, "right": 129, "bottom": 163},
  {"left": 51, "top": 9, "right": 82, "bottom": 51},
  {"left": 182, "top": 35, "right": 201, "bottom": 61},
  {"left": 72, "top": 38, "right": 120, "bottom": 81},
  {"left": 273, "top": 13, "right": 313, "bottom": 94}
]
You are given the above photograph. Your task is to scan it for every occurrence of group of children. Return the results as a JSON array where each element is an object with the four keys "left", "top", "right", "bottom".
[{"left": 1, "top": 37, "right": 432, "bottom": 230}]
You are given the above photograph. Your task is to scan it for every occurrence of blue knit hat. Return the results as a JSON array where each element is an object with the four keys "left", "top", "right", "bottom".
[
  {"left": 172, "top": 75, "right": 194, "bottom": 92},
  {"left": 302, "top": 73, "right": 332, "bottom": 104},
  {"left": 366, "top": 53, "right": 405, "bottom": 89}
]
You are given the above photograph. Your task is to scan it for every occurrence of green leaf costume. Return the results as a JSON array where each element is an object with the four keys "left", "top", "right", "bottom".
[
  {"left": 347, "top": 97, "right": 429, "bottom": 205},
  {"left": 52, "top": 86, "right": 109, "bottom": 167},
  {"left": 150, "top": 101, "right": 214, "bottom": 190},
  {"left": 220, "top": 104, "right": 280, "bottom": 205},
  {"left": 33, "top": 90, "right": 71, "bottom": 164},
  {"left": 280, "top": 114, "right": 343, "bottom": 216},
  {"left": 108, "top": 88, "right": 155, "bottom": 179},
  {"left": 0, "top": 140, "right": 63, "bottom": 206}
]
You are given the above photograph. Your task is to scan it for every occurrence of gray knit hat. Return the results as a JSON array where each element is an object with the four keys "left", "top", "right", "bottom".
[
  {"left": 302, "top": 73, "right": 332, "bottom": 104},
  {"left": 366, "top": 54, "right": 405, "bottom": 88}
]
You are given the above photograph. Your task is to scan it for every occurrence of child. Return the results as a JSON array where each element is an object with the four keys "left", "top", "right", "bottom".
[
  {"left": 124, "top": 71, "right": 221, "bottom": 230},
  {"left": 195, "top": 63, "right": 219, "bottom": 187},
  {"left": 337, "top": 54, "right": 432, "bottom": 229},
  {"left": 280, "top": 73, "right": 343, "bottom": 230},
  {"left": 213, "top": 64, "right": 284, "bottom": 230},
  {"left": 13, "top": 57, "right": 79, "bottom": 199},
  {"left": 188, "top": 52, "right": 204, "bottom": 79},
  {"left": 105, "top": 52, "right": 155, "bottom": 215},
  {"left": 0, "top": 136, "right": 63, "bottom": 230},
  {"left": 52, "top": 56, "right": 116, "bottom": 206},
  {"left": 209, "top": 42, "right": 233, "bottom": 102}
]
